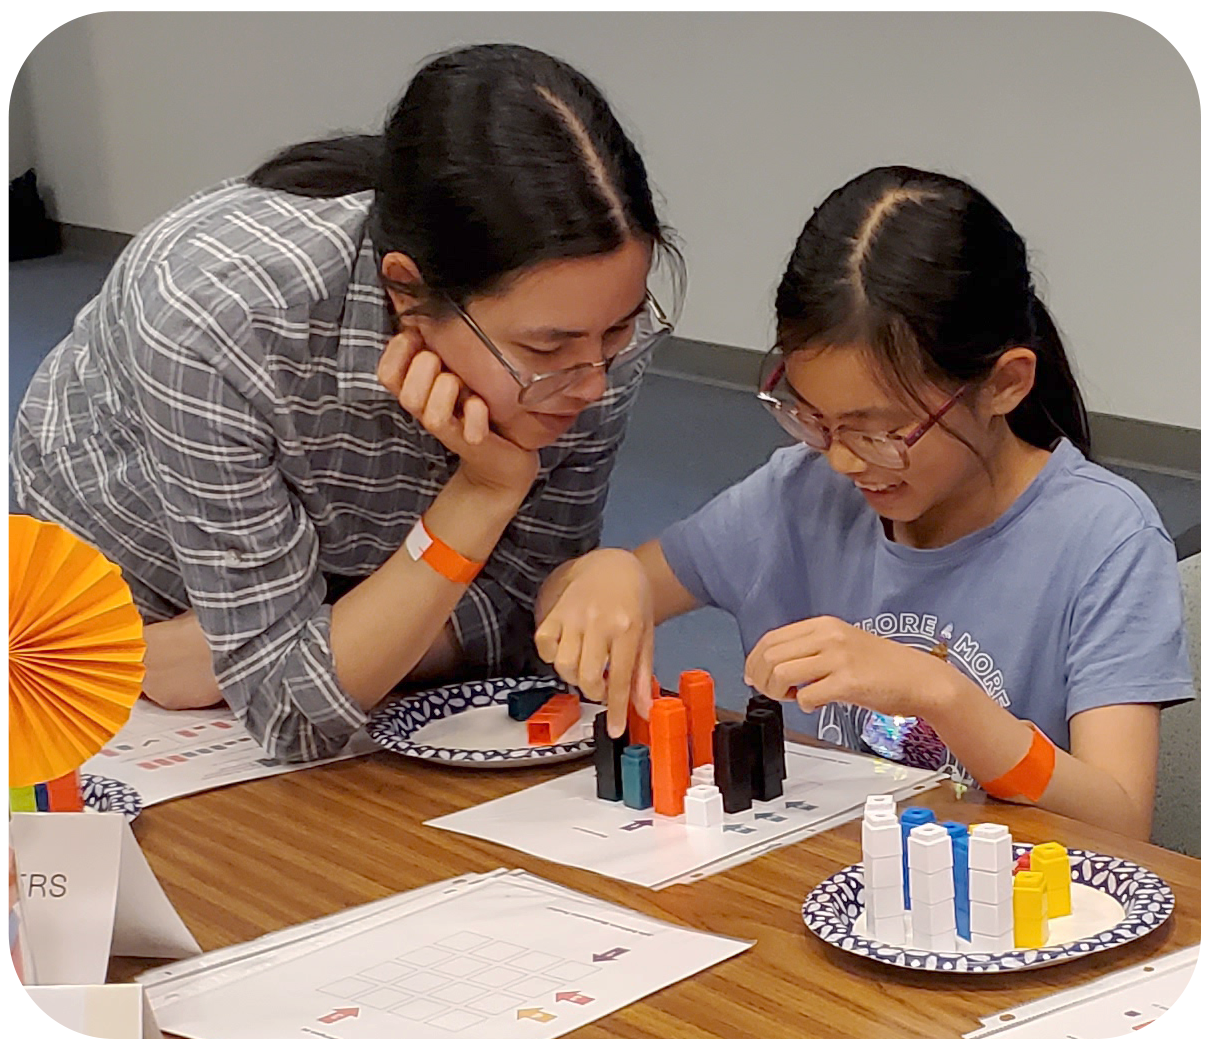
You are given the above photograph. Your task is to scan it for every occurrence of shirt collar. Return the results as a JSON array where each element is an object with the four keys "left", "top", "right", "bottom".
[{"left": 336, "top": 232, "right": 396, "bottom": 402}]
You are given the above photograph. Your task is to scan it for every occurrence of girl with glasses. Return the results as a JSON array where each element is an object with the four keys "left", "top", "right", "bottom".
[
  {"left": 11, "top": 44, "right": 680, "bottom": 762},
  {"left": 535, "top": 166, "right": 1191, "bottom": 839}
]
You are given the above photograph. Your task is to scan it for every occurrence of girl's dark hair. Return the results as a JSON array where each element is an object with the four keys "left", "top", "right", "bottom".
[
  {"left": 774, "top": 165, "right": 1090, "bottom": 457},
  {"left": 248, "top": 43, "right": 680, "bottom": 312}
]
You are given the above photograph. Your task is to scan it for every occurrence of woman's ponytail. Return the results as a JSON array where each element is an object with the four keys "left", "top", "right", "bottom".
[{"left": 247, "top": 134, "right": 384, "bottom": 198}]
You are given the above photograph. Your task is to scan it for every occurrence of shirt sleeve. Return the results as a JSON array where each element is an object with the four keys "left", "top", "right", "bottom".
[
  {"left": 659, "top": 449, "right": 794, "bottom": 615},
  {"left": 1065, "top": 526, "right": 1196, "bottom": 720},
  {"left": 130, "top": 262, "right": 366, "bottom": 762},
  {"left": 450, "top": 359, "right": 647, "bottom": 677}
]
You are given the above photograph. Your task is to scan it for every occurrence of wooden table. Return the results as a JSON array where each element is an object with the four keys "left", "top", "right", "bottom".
[{"left": 111, "top": 745, "right": 1200, "bottom": 1038}]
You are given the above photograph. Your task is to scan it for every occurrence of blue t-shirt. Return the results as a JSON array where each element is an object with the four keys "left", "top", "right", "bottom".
[{"left": 660, "top": 439, "right": 1194, "bottom": 783}]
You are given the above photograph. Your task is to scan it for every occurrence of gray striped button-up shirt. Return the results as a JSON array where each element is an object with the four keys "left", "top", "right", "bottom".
[{"left": 11, "top": 179, "right": 649, "bottom": 761}]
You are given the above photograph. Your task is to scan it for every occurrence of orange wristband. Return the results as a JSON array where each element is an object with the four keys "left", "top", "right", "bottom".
[
  {"left": 404, "top": 516, "right": 483, "bottom": 585},
  {"left": 981, "top": 723, "right": 1056, "bottom": 803}
]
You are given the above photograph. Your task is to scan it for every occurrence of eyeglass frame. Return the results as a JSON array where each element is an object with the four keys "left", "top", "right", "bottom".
[
  {"left": 756, "top": 359, "right": 969, "bottom": 470},
  {"left": 446, "top": 290, "right": 674, "bottom": 406}
]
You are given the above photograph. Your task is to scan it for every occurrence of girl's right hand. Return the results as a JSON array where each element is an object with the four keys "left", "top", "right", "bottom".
[
  {"left": 534, "top": 549, "right": 654, "bottom": 738},
  {"left": 377, "top": 328, "right": 540, "bottom": 499}
]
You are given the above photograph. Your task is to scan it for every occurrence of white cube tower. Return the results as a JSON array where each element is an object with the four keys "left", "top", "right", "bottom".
[
  {"left": 968, "top": 823, "right": 1014, "bottom": 951},
  {"left": 907, "top": 823, "right": 956, "bottom": 952},
  {"left": 860, "top": 802, "right": 905, "bottom": 945}
]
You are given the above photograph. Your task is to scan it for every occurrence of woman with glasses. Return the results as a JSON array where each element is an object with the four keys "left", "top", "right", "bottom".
[
  {"left": 536, "top": 166, "right": 1191, "bottom": 840},
  {"left": 11, "top": 44, "right": 680, "bottom": 762}
]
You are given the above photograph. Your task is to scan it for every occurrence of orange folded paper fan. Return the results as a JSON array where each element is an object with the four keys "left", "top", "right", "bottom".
[{"left": 9, "top": 515, "right": 146, "bottom": 788}]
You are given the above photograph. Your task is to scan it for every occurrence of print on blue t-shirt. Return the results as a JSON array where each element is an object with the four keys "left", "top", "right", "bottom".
[{"left": 659, "top": 439, "right": 1194, "bottom": 787}]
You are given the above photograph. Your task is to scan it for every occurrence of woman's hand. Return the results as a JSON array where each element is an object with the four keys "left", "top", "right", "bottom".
[
  {"left": 534, "top": 549, "right": 655, "bottom": 738},
  {"left": 744, "top": 615, "right": 964, "bottom": 719},
  {"left": 378, "top": 328, "right": 539, "bottom": 499}
]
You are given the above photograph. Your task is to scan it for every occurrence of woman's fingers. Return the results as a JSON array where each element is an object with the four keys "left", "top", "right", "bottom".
[
  {"left": 462, "top": 395, "right": 490, "bottom": 446},
  {"left": 397, "top": 350, "right": 442, "bottom": 415},
  {"left": 421, "top": 372, "right": 461, "bottom": 433},
  {"left": 377, "top": 329, "right": 423, "bottom": 397},
  {"left": 633, "top": 627, "right": 655, "bottom": 720}
]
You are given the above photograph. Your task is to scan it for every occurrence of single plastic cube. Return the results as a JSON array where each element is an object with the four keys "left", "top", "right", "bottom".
[
  {"left": 684, "top": 784, "right": 724, "bottom": 828},
  {"left": 863, "top": 853, "right": 905, "bottom": 891},
  {"left": 968, "top": 823, "right": 1013, "bottom": 872},
  {"left": 862, "top": 811, "right": 902, "bottom": 859},
  {"left": 908, "top": 823, "right": 954, "bottom": 873},
  {"left": 969, "top": 899, "right": 1013, "bottom": 937},
  {"left": 866, "top": 912, "right": 906, "bottom": 946},
  {"left": 969, "top": 867, "right": 1013, "bottom": 905},
  {"left": 864, "top": 883, "right": 905, "bottom": 922},
  {"left": 910, "top": 899, "right": 956, "bottom": 935},
  {"left": 909, "top": 867, "right": 955, "bottom": 906}
]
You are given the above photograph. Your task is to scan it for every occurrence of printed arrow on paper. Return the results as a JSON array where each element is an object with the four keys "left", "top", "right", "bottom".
[
  {"left": 784, "top": 801, "right": 818, "bottom": 811},
  {"left": 592, "top": 947, "right": 630, "bottom": 962},
  {"left": 317, "top": 1008, "right": 359, "bottom": 1024},
  {"left": 620, "top": 819, "right": 653, "bottom": 831},
  {"left": 723, "top": 824, "right": 756, "bottom": 834},
  {"left": 517, "top": 1008, "right": 557, "bottom": 1022},
  {"left": 555, "top": 991, "right": 594, "bottom": 1005},
  {"left": 754, "top": 812, "right": 787, "bottom": 822}
]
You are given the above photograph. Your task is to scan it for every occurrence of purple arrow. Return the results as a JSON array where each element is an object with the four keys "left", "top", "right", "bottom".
[
  {"left": 620, "top": 820, "right": 653, "bottom": 831},
  {"left": 592, "top": 947, "right": 630, "bottom": 962}
]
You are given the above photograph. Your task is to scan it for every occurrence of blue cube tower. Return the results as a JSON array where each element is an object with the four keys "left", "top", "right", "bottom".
[
  {"left": 621, "top": 744, "right": 653, "bottom": 810},
  {"left": 942, "top": 821, "right": 971, "bottom": 940}
]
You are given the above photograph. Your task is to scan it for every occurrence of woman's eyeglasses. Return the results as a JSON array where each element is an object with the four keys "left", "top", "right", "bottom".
[
  {"left": 756, "top": 359, "right": 967, "bottom": 471},
  {"left": 450, "top": 292, "right": 674, "bottom": 407}
]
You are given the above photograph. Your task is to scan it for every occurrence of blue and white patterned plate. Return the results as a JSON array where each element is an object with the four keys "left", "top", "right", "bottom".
[
  {"left": 366, "top": 676, "right": 602, "bottom": 767},
  {"left": 802, "top": 844, "right": 1174, "bottom": 973},
  {"left": 80, "top": 773, "right": 143, "bottom": 821}
]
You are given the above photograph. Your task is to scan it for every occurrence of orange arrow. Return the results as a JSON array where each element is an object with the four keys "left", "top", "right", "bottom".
[
  {"left": 317, "top": 1007, "right": 359, "bottom": 1024},
  {"left": 517, "top": 1008, "right": 557, "bottom": 1023}
]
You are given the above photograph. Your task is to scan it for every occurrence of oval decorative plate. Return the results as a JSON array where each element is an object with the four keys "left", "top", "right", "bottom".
[
  {"left": 802, "top": 844, "right": 1174, "bottom": 973},
  {"left": 80, "top": 773, "right": 143, "bottom": 821},
  {"left": 366, "top": 676, "right": 602, "bottom": 767}
]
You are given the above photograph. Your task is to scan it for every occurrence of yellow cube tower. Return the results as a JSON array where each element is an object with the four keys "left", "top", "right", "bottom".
[
  {"left": 1012, "top": 871, "right": 1049, "bottom": 948},
  {"left": 1029, "top": 842, "right": 1071, "bottom": 918}
]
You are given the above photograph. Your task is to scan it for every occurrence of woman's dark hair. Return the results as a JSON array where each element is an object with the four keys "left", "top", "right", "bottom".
[
  {"left": 774, "top": 165, "right": 1090, "bottom": 457},
  {"left": 248, "top": 43, "right": 680, "bottom": 312}
]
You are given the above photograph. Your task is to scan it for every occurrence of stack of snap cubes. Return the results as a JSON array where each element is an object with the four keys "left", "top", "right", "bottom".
[{"left": 860, "top": 795, "right": 1072, "bottom": 952}]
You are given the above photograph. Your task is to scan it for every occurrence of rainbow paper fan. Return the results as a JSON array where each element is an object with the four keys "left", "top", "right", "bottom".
[{"left": 9, "top": 515, "right": 146, "bottom": 788}]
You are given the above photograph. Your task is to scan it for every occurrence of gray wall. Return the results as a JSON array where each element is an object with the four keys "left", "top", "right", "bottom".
[
  {"left": 13, "top": 11, "right": 1200, "bottom": 428},
  {"left": 8, "top": 59, "right": 37, "bottom": 179}
]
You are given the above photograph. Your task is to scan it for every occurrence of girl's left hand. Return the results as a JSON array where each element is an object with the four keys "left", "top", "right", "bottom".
[{"left": 743, "top": 615, "right": 960, "bottom": 719}]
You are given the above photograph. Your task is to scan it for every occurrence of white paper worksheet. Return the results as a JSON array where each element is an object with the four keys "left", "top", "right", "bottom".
[
  {"left": 428, "top": 743, "right": 944, "bottom": 889},
  {"left": 81, "top": 699, "right": 379, "bottom": 805},
  {"left": 964, "top": 945, "right": 1199, "bottom": 1038},
  {"left": 141, "top": 869, "right": 751, "bottom": 1039}
]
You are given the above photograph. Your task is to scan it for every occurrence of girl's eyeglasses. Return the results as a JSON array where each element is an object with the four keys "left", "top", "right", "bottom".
[
  {"left": 449, "top": 292, "right": 674, "bottom": 407},
  {"left": 757, "top": 360, "right": 967, "bottom": 471}
]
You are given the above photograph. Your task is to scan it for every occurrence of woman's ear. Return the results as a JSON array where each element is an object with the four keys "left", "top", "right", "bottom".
[
  {"left": 983, "top": 348, "right": 1037, "bottom": 417},
  {"left": 380, "top": 252, "right": 425, "bottom": 318}
]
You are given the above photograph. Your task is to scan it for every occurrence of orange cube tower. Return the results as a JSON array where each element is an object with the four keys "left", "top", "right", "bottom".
[
  {"left": 626, "top": 676, "right": 658, "bottom": 747},
  {"left": 678, "top": 669, "right": 716, "bottom": 767},
  {"left": 650, "top": 697, "right": 691, "bottom": 817},
  {"left": 527, "top": 694, "right": 581, "bottom": 745}
]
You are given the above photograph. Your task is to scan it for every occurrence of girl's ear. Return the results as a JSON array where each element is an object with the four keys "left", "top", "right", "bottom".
[
  {"left": 983, "top": 348, "right": 1037, "bottom": 418},
  {"left": 380, "top": 252, "right": 425, "bottom": 319}
]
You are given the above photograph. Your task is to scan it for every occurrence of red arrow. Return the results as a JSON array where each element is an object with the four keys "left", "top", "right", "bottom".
[
  {"left": 555, "top": 991, "right": 594, "bottom": 1005},
  {"left": 317, "top": 1008, "right": 359, "bottom": 1024}
]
